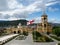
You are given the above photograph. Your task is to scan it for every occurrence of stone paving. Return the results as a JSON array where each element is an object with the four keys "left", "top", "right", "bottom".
[{"left": 4, "top": 34, "right": 59, "bottom": 45}]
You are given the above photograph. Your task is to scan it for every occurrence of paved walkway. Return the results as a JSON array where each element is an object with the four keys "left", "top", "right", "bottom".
[
  {"left": 4, "top": 34, "right": 33, "bottom": 45},
  {"left": 4, "top": 34, "right": 59, "bottom": 45}
]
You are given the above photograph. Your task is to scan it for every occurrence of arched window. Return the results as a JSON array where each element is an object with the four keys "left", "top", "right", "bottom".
[
  {"left": 44, "top": 24, "right": 46, "bottom": 27},
  {"left": 44, "top": 18, "right": 46, "bottom": 20}
]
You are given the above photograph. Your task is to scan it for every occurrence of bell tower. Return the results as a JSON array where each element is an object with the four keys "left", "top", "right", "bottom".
[
  {"left": 41, "top": 13, "right": 48, "bottom": 33},
  {"left": 40, "top": 0, "right": 48, "bottom": 33},
  {"left": 38, "top": 0, "right": 52, "bottom": 33}
]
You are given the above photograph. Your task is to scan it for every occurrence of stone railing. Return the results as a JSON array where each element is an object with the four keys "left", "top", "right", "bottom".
[{"left": 0, "top": 34, "right": 18, "bottom": 45}]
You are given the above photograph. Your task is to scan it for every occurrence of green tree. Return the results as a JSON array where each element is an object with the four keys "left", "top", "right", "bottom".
[
  {"left": 32, "top": 31, "right": 42, "bottom": 40},
  {"left": 53, "top": 26, "right": 60, "bottom": 36}
]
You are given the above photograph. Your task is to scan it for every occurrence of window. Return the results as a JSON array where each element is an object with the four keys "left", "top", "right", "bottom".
[
  {"left": 44, "top": 18, "right": 47, "bottom": 22},
  {"left": 44, "top": 18, "right": 46, "bottom": 20},
  {"left": 44, "top": 24, "right": 46, "bottom": 27}
]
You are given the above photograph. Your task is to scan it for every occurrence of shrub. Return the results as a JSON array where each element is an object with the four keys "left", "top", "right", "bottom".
[
  {"left": 32, "top": 31, "right": 41, "bottom": 37},
  {"left": 32, "top": 31, "right": 42, "bottom": 40},
  {"left": 23, "top": 31, "right": 28, "bottom": 36}
]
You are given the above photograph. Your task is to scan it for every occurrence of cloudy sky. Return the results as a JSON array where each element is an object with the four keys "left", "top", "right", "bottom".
[{"left": 0, "top": 0, "right": 60, "bottom": 23}]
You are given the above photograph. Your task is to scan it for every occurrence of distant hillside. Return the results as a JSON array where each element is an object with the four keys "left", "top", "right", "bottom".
[
  {"left": 0, "top": 19, "right": 28, "bottom": 27},
  {"left": 51, "top": 23, "right": 60, "bottom": 27},
  {"left": 0, "top": 20, "right": 60, "bottom": 27}
]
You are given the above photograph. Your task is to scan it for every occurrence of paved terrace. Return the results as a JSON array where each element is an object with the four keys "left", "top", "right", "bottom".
[{"left": 4, "top": 34, "right": 59, "bottom": 45}]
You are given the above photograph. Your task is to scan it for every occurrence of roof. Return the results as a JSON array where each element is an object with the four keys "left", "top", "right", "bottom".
[{"left": 41, "top": 13, "right": 47, "bottom": 17}]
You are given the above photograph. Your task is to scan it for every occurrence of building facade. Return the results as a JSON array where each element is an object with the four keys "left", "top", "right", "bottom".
[
  {"left": 4, "top": 14, "right": 52, "bottom": 34},
  {"left": 37, "top": 14, "right": 52, "bottom": 33}
]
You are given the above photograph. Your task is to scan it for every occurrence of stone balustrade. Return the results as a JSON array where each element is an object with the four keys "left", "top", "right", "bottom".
[{"left": 0, "top": 34, "right": 18, "bottom": 45}]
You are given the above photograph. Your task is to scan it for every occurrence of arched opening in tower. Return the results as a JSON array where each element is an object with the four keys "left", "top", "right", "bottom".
[{"left": 44, "top": 24, "right": 46, "bottom": 27}]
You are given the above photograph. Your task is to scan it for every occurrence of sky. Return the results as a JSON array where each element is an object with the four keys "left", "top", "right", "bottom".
[{"left": 0, "top": 0, "right": 60, "bottom": 23}]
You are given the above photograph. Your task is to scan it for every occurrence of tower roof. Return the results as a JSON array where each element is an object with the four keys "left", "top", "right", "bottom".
[{"left": 41, "top": 14, "right": 47, "bottom": 17}]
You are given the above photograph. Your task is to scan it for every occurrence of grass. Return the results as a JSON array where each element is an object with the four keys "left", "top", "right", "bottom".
[
  {"left": 33, "top": 36, "right": 53, "bottom": 42},
  {"left": 32, "top": 31, "right": 53, "bottom": 42},
  {"left": 58, "top": 43, "right": 60, "bottom": 45},
  {"left": 15, "top": 35, "right": 26, "bottom": 40}
]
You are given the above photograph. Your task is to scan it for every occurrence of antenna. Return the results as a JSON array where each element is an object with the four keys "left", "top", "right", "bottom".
[{"left": 42, "top": 0, "right": 46, "bottom": 14}]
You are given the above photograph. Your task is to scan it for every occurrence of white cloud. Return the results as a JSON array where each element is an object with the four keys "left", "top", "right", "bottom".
[
  {"left": 0, "top": 0, "right": 59, "bottom": 21},
  {"left": 7, "top": 0, "right": 24, "bottom": 9},
  {"left": 49, "top": 18, "right": 60, "bottom": 23},
  {"left": 0, "top": 0, "right": 8, "bottom": 11},
  {"left": 46, "top": 1, "right": 58, "bottom": 6},
  {"left": 48, "top": 7, "right": 59, "bottom": 12},
  {"left": 33, "top": 17, "right": 60, "bottom": 23},
  {"left": 31, "top": 17, "right": 41, "bottom": 23}
]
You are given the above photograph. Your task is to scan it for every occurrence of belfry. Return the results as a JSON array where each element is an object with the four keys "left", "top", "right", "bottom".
[
  {"left": 41, "top": 13, "right": 52, "bottom": 33},
  {"left": 36, "top": 13, "right": 52, "bottom": 34},
  {"left": 41, "top": 14, "right": 48, "bottom": 33}
]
